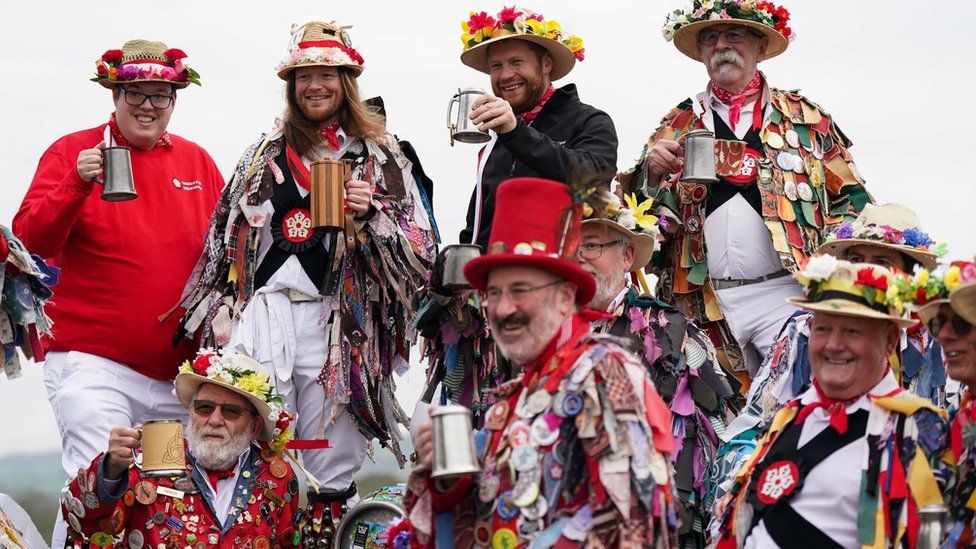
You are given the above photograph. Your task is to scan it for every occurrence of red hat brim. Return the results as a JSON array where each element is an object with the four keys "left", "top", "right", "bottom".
[{"left": 464, "top": 253, "right": 596, "bottom": 305}]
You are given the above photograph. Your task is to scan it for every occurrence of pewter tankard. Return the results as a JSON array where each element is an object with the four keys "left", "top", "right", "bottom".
[
  {"left": 430, "top": 405, "right": 481, "bottom": 479},
  {"left": 447, "top": 88, "right": 491, "bottom": 145},
  {"left": 100, "top": 146, "right": 137, "bottom": 201},
  {"left": 680, "top": 129, "right": 718, "bottom": 184},
  {"left": 916, "top": 504, "right": 947, "bottom": 549},
  {"left": 440, "top": 244, "right": 482, "bottom": 290}
]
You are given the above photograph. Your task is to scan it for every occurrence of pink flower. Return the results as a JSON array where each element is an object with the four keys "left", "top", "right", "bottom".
[
  {"left": 160, "top": 67, "right": 177, "bottom": 80},
  {"left": 467, "top": 11, "right": 497, "bottom": 33},
  {"left": 882, "top": 226, "right": 903, "bottom": 244},
  {"left": 497, "top": 6, "right": 521, "bottom": 24}
]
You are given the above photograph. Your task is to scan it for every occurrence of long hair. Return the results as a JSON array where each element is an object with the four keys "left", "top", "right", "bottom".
[{"left": 282, "top": 67, "right": 388, "bottom": 158}]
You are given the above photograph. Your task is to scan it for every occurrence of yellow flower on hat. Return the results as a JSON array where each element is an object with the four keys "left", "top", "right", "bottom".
[
  {"left": 624, "top": 193, "right": 659, "bottom": 232},
  {"left": 564, "top": 35, "right": 584, "bottom": 54},
  {"left": 526, "top": 18, "right": 561, "bottom": 39},
  {"left": 945, "top": 265, "right": 962, "bottom": 292},
  {"left": 914, "top": 269, "right": 930, "bottom": 287},
  {"left": 582, "top": 203, "right": 593, "bottom": 218},
  {"left": 236, "top": 372, "right": 271, "bottom": 398}
]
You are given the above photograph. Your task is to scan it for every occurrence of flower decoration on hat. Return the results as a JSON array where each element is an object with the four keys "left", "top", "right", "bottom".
[
  {"left": 584, "top": 193, "right": 661, "bottom": 238},
  {"left": 276, "top": 21, "right": 365, "bottom": 79},
  {"left": 794, "top": 255, "right": 907, "bottom": 314},
  {"left": 892, "top": 259, "right": 976, "bottom": 309},
  {"left": 461, "top": 6, "right": 585, "bottom": 61},
  {"left": 93, "top": 40, "right": 200, "bottom": 88},
  {"left": 663, "top": 0, "right": 793, "bottom": 42},
  {"left": 179, "top": 349, "right": 295, "bottom": 452},
  {"left": 826, "top": 220, "right": 947, "bottom": 258}
]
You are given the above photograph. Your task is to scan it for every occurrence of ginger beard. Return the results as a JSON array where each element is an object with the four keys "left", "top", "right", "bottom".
[{"left": 187, "top": 420, "right": 253, "bottom": 471}]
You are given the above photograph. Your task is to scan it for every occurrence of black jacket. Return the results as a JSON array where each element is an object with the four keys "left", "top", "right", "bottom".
[{"left": 459, "top": 84, "right": 617, "bottom": 248}]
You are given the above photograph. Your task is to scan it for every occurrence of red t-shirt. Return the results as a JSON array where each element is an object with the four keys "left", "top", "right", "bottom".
[{"left": 13, "top": 124, "right": 223, "bottom": 379}]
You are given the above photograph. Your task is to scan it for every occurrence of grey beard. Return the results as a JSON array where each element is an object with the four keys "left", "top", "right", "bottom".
[{"left": 187, "top": 424, "right": 252, "bottom": 471}]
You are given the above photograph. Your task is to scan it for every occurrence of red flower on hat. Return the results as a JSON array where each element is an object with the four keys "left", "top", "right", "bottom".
[
  {"left": 573, "top": 48, "right": 586, "bottom": 61},
  {"left": 164, "top": 48, "right": 187, "bottom": 62},
  {"left": 192, "top": 352, "right": 214, "bottom": 375},
  {"left": 497, "top": 6, "right": 522, "bottom": 24},
  {"left": 467, "top": 11, "right": 497, "bottom": 33},
  {"left": 101, "top": 49, "right": 123, "bottom": 63},
  {"left": 856, "top": 268, "right": 889, "bottom": 291},
  {"left": 96, "top": 64, "right": 108, "bottom": 75},
  {"left": 347, "top": 47, "right": 364, "bottom": 65}
]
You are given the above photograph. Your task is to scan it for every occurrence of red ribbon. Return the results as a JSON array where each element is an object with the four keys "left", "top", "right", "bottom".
[
  {"left": 711, "top": 71, "right": 763, "bottom": 132},
  {"left": 285, "top": 143, "right": 311, "bottom": 191},
  {"left": 285, "top": 439, "right": 331, "bottom": 450},
  {"left": 206, "top": 467, "right": 235, "bottom": 493},
  {"left": 318, "top": 121, "right": 342, "bottom": 151},
  {"left": 795, "top": 379, "right": 858, "bottom": 435}
]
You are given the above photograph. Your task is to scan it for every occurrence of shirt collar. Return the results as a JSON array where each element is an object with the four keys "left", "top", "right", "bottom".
[{"left": 799, "top": 368, "right": 900, "bottom": 411}]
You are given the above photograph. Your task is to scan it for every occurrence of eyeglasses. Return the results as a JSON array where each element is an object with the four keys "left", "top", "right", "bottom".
[
  {"left": 928, "top": 312, "right": 974, "bottom": 338},
  {"left": 482, "top": 280, "right": 565, "bottom": 306},
  {"left": 698, "top": 27, "right": 763, "bottom": 45},
  {"left": 577, "top": 240, "right": 623, "bottom": 260},
  {"left": 121, "top": 89, "right": 174, "bottom": 109},
  {"left": 192, "top": 400, "right": 256, "bottom": 421}
]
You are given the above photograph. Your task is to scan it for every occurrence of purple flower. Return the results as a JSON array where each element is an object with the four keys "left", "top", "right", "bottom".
[
  {"left": 393, "top": 532, "right": 411, "bottom": 549},
  {"left": 902, "top": 227, "right": 932, "bottom": 248},
  {"left": 834, "top": 222, "right": 854, "bottom": 240},
  {"left": 118, "top": 65, "right": 139, "bottom": 80}
]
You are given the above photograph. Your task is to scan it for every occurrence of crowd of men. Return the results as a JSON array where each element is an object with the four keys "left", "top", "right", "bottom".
[{"left": 2, "top": 1, "right": 975, "bottom": 548}]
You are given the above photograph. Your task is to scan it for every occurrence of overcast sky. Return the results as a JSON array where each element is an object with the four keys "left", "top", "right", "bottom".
[{"left": 1, "top": 0, "right": 974, "bottom": 459}]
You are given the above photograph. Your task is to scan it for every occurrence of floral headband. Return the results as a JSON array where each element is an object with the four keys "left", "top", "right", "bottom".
[
  {"left": 662, "top": 0, "right": 793, "bottom": 42},
  {"left": 180, "top": 350, "right": 295, "bottom": 452},
  {"left": 796, "top": 255, "right": 906, "bottom": 314},
  {"left": 826, "top": 221, "right": 947, "bottom": 257},
  {"left": 461, "top": 6, "right": 585, "bottom": 61}
]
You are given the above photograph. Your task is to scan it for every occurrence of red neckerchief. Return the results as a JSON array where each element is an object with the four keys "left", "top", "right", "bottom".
[
  {"left": 516, "top": 85, "right": 555, "bottom": 125},
  {"left": 795, "top": 378, "right": 863, "bottom": 435},
  {"left": 206, "top": 468, "right": 235, "bottom": 493},
  {"left": 285, "top": 143, "right": 311, "bottom": 191},
  {"left": 107, "top": 113, "right": 171, "bottom": 149},
  {"left": 952, "top": 391, "right": 976, "bottom": 460},
  {"left": 711, "top": 71, "right": 763, "bottom": 132},
  {"left": 318, "top": 121, "right": 342, "bottom": 151}
]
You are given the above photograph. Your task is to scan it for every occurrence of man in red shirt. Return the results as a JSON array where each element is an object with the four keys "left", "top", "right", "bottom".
[{"left": 12, "top": 39, "right": 222, "bottom": 547}]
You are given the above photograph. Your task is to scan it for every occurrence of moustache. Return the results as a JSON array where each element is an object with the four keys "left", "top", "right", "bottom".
[
  {"left": 197, "top": 426, "right": 229, "bottom": 440},
  {"left": 709, "top": 49, "right": 745, "bottom": 70},
  {"left": 495, "top": 313, "right": 530, "bottom": 331}
]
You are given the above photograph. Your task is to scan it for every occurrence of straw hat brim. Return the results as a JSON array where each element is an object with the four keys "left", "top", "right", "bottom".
[
  {"left": 951, "top": 283, "right": 976, "bottom": 326},
  {"left": 582, "top": 218, "right": 656, "bottom": 272},
  {"left": 818, "top": 239, "right": 939, "bottom": 271},
  {"left": 98, "top": 77, "right": 190, "bottom": 90},
  {"left": 174, "top": 373, "right": 274, "bottom": 441},
  {"left": 278, "top": 62, "right": 364, "bottom": 80},
  {"left": 909, "top": 298, "right": 948, "bottom": 327},
  {"left": 460, "top": 34, "right": 576, "bottom": 81},
  {"left": 672, "top": 19, "right": 788, "bottom": 63},
  {"left": 463, "top": 253, "right": 596, "bottom": 305},
  {"left": 787, "top": 297, "right": 918, "bottom": 329}
]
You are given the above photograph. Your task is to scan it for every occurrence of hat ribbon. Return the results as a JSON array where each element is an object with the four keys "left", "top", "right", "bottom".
[{"left": 812, "top": 289, "right": 889, "bottom": 314}]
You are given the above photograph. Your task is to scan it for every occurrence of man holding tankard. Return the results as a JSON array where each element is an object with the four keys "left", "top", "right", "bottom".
[
  {"left": 60, "top": 349, "right": 302, "bottom": 548},
  {"left": 172, "top": 21, "right": 436, "bottom": 538},
  {"left": 12, "top": 39, "right": 222, "bottom": 548},
  {"left": 618, "top": 1, "right": 872, "bottom": 387},
  {"left": 456, "top": 6, "right": 617, "bottom": 249},
  {"left": 404, "top": 178, "right": 680, "bottom": 547}
]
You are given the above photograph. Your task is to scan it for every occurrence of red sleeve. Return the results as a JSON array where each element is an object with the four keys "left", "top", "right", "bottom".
[
  {"left": 13, "top": 138, "right": 97, "bottom": 258},
  {"left": 61, "top": 453, "right": 133, "bottom": 541}
]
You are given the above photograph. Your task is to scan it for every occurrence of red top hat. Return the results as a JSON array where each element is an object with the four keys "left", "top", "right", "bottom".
[{"left": 464, "top": 178, "right": 595, "bottom": 304}]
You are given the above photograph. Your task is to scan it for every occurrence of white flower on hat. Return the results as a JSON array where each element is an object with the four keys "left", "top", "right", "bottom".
[
  {"left": 801, "top": 254, "right": 838, "bottom": 281},
  {"left": 617, "top": 210, "right": 637, "bottom": 231}
]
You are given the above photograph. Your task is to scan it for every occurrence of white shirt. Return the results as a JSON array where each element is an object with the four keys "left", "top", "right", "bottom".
[
  {"left": 197, "top": 445, "right": 253, "bottom": 527},
  {"left": 591, "top": 286, "right": 630, "bottom": 333},
  {"left": 744, "top": 371, "right": 901, "bottom": 548},
  {"left": 693, "top": 82, "right": 783, "bottom": 280}
]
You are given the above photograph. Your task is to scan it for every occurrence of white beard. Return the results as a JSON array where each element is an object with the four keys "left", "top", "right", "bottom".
[{"left": 187, "top": 423, "right": 252, "bottom": 471}]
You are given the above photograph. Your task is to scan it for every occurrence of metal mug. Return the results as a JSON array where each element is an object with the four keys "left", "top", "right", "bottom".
[
  {"left": 334, "top": 484, "right": 406, "bottom": 549},
  {"left": 916, "top": 503, "right": 947, "bottom": 549},
  {"left": 447, "top": 87, "right": 491, "bottom": 145},
  {"left": 430, "top": 405, "right": 481, "bottom": 479},
  {"left": 680, "top": 129, "right": 719, "bottom": 184},
  {"left": 132, "top": 419, "right": 186, "bottom": 478},
  {"left": 100, "top": 146, "right": 138, "bottom": 201},
  {"left": 310, "top": 159, "right": 350, "bottom": 230},
  {"left": 440, "top": 244, "right": 482, "bottom": 290}
]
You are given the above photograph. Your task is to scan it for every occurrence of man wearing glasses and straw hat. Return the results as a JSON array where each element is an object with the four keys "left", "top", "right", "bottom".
[
  {"left": 12, "top": 39, "right": 223, "bottom": 548},
  {"left": 456, "top": 6, "right": 617, "bottom": 249},
  {"left": 715, "top": 258, "right": 947, "bottom": 548},
  {"left": 171, "top": 20, "right": 436, "bottom": 542},
  {"left": 618, "top": 1, "right": 872, "bottom": 389},
  {"left": 59, "top": 350, "right": 302, "bottom": 548}
]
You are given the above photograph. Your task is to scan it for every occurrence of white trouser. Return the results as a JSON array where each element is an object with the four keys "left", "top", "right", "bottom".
[
  {"left": 43, "top": 351, "right": 187, "bottom": 549},
  {"left": 229, "top": 292, "right": 368, "bottom": 493},
  {"left": 714, "top": 275, "right": 805, "bottom": 376}
]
